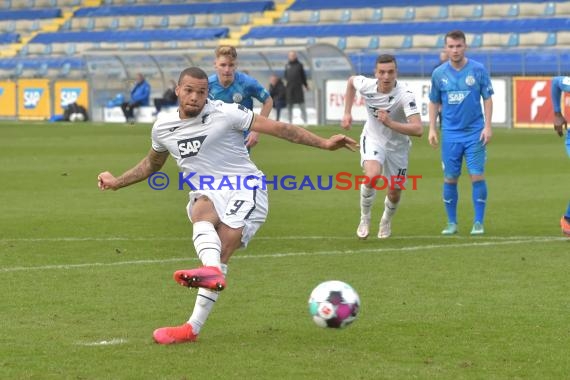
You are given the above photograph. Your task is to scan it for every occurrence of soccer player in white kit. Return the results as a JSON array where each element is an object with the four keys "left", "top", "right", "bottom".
[
  {"left": 342, "top": 54, "right": 423, "bottom": 239},
  {"left": 97, "top": 67, "right": 357, "bottom": 344}
]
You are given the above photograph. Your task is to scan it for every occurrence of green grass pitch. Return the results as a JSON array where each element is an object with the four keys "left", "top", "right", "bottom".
[{"left": 0, "top": 120, "right": 568, "bottom": 379}]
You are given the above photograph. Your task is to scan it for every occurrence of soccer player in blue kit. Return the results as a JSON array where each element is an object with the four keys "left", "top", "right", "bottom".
[
  {"left": 550, "top": 76, "right": 570, "bottom": 236},
  {"left": 428, "top": 30, "right": 494, "bottom": 236},
  {"left": 209, "top": 45, "right": 273, "bottom": 150}
]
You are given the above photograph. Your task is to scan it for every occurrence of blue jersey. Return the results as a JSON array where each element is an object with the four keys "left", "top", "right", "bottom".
[
  {"left": 208, "top": 71, "right": 270, "bottom": 110},
  {"left": 429, "top": 59, "right": 494, "bottom": 142}
]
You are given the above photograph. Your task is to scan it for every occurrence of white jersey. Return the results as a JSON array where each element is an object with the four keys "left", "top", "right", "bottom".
[
  {"left": 151, "top": 100, "right": 264, "bottom": 190},
  {"left": 353, "top": 76, "right": 419, "bottom": 150}
]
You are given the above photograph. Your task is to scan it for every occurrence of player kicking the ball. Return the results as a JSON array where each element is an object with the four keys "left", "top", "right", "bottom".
[
  {"left": 97, "top": 67, "right": 357, "bottom": 344},
  {"left": 342, "top": 54, "right": 422, "bottom": 239}
]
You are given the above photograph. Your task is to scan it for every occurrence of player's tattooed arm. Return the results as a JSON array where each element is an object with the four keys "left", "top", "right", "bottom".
[
  {"left": 98, "top": 149, "right": 169, "bottom": 191},
  {"left": 251, "top": 115, "right": 357, "bottom": 151}
]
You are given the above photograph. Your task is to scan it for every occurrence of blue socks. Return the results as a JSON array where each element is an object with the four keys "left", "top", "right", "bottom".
[
  {"left": 443, "top": 181, "right": 488, "bottom": 225},
  {"left": 472, "top": 180, "right": 487, "bottom": 224},
  {"left": 565, "top": 201, "right": 570, "bottom": 221},
  {"left": 443, "top": 182, "right": 458, "bottom": 224}
]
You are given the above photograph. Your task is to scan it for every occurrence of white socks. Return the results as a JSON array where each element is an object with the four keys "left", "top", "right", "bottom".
[
  {"left": 360, "top": 185, "right": 376, "bottom": 218},
  {"left": 382, "top": 196, "right": 399, "bottom": 220},
  {"left": 188, "top": 265, "right": 228, "bottom": 334},
  {"left": 188, "top": 288, "right": 219, "bottom": 334},
  {"left": 192, "top": 221, "right": 221, "bottom": 269}
]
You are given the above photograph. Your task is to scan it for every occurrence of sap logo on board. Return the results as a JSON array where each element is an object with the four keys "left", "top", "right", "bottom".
[
  {"left": 60, "top": 88, "right": 81, "bottom": 107},
  {"left": 23, "top": 88, "right": 44, "bottom": 109}
]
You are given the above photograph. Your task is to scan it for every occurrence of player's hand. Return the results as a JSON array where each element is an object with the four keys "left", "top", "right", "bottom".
[
  {"left": 428, "top": 129, "right": 439, "bottom": 148},
  {"left": 554, "top": 113, "right": 567, "bottom": 137},
  {"left": 97, "top": 171, "right": 119, "bottom": 191},
  {"left": 324, "top": 134, "right": 358, "bottom": 151},
  {"left": 480, "top": 127, "right": 492, "bottom": 145},
  {"left": 245, "top": 131, "right": 260, "bottom": 148},
  {"left": 341, "top": 114, "right": 352, "bottom": 130},
  {"left": 377, "top": 110, "right": 391, "bottom": 127}
]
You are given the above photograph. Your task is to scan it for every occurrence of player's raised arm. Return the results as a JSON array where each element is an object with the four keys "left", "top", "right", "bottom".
[
  {"left": 97, "top": 148, "right": 169, "bottom": 191},
  {"left": 251, "top": 114, "right": 358, "bottom": 151}
]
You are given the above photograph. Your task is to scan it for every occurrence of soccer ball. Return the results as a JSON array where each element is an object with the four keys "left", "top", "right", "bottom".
[
  {"left": 69, "top": 112, "right": 85, "bottom": 122},
  {"left": 308, "top": 280, "right": 360, "bottom": 328}
]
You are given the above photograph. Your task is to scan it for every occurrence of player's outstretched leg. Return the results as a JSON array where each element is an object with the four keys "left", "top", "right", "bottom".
[{"left": 174, "top": 266, "right": 226, "bottom": 291}]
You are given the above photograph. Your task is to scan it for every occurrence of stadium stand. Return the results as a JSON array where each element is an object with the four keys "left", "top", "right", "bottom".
[{"left": 1, "top": 0, "right": 570, "bottom": 79}]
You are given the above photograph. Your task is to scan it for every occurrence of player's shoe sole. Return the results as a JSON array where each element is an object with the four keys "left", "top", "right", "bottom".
[
  {"left": 378, "top": 218, "right": 391, "bottom": 239},
  {"left": 441, "top": 223, "right": 458, "bottom": 235},
  {"left": 153, "top": 323, "right": 197, "bottom": 345},
  {"left": 561, "top": 216, "right": 570, "bottom": 236},
  {"left": 174, "top": 266, "right": 226, "bottom": 291}
]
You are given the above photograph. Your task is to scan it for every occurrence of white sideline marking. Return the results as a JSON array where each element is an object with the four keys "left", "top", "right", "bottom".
[
  {"left": 0, "top": 236, "right": 564, "bottom": 273},
  {"left": 77, "top": 338, "right": 127, "bottom": 346},
  {"left": 0, "top": 235, "right": 560, "bottom": 242}
]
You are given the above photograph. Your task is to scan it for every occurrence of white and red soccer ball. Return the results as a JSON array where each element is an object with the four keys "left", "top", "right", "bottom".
[{"left": 308, "top": 280, "right": 360, "bottom": 328}]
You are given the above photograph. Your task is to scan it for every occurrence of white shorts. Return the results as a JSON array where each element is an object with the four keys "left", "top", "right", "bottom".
[
  {"left": 186, "top": 185, "right": 268, "bottom": 248},
  {"left": 360, "top": 135, "right": 411, "bottom": 189}
]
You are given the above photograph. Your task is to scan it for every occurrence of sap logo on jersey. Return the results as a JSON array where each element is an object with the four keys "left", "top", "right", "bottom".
[
  {"left": 60, "top": 88, "right": 81, "bottom": 107},
  {"left": 23, "top": 88, "right": 44, "bottom": 109},
  {"left": 178, "top": 136, "right": 207, "bottom": 158},
  {"left": 447, "top": 91, "right": 470, "bottom": 105}
]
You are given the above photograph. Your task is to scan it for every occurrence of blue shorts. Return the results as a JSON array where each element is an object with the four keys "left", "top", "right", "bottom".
[{"left": 441, "top": 139, "right": 486, "bottom": 179}]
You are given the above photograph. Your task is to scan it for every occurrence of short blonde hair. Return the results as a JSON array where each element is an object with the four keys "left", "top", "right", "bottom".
[{"left": 215, "top": 46, "right": 237, "bottom": 60}]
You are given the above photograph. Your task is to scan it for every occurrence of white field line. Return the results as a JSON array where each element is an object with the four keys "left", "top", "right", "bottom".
[
  {"left": 76, "top": 338, "right": 127, "bottom": 346},
  {"left": 0, "top": 236, "right": 564, "bottom": 274},
  {"left": 0, "top": 235, "right": 563, "bottom": 242}
]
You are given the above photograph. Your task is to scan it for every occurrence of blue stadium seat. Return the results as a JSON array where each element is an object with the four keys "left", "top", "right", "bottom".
[
  {"left": 507, "top": 3, "right": 519, "bottom": 17},
  {"left": 74, "top": 2, "right": 274, "bottom": 17},
  {"left": 0, "top": 8, "right": 61, "bottom": 21},
  {"left": 368, "top": 36, "right": 379, "bottom": 49},
  {"left": 544, "top": 2, "right": 555, "bottom": 16},
  {"left": 134, "top": 16, "right": 144, "bottom": 29},
  {"left": 209, "top": 14, "right": 222, "bottom": 26},
  {"left": 160, "top": 15, "right": 169, "bottom": 28},
  {"left": 309, "top": 10, "right": 320, "bottom": 23},
  {"left": 545, "top": 31, "right": 557, "bottom": 46},
  {"left": 339, "top": 9, "right": 351, "bottom": 23},
  {"left": 470, "top": 34, "right": 483, "bottom": 48},
  {"left": 337, "top": 36, "right": 346, "bottom": 50},
  {"left": 507, "top": 33, "right": 519, "bottom": 47},
  {"left": 0, "top": 32, "right": 18, "bottom": 43},
  {"left": 371, "top": 9, "right": 382, "bottom": 21},
  {"left": 186, "top": 15, "right": 195, "bottom": 27}
]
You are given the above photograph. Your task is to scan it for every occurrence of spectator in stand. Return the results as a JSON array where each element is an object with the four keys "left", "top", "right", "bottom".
[
  {"left": 269, "top": 74, "right": 286, "bottom": 121},
  {"left": 153, "top": 80, "right": 178, "bottom": 115},
  {"left": 121, "top": 73, "right": 151, "bottom": 124},
  {"left": 284, "top": 50, "right": 309, "bottom": 125}
]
